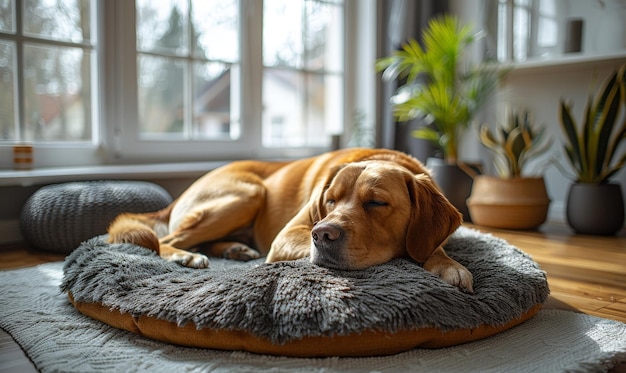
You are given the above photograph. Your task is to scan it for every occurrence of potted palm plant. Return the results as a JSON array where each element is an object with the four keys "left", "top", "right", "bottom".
[
  {"left": 559, "top": 64, "right": 626, "bottom": 235},
  {"left": 376, "top": 15, "right": 501, "bottom": 220},
  {"left": 467, "top": 110, "right": 551, "bottom": 229}
]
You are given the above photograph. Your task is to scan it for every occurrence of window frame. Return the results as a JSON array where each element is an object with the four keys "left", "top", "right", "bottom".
[{"left": 0, "top": 0, "right": 374, "bottom": 170}]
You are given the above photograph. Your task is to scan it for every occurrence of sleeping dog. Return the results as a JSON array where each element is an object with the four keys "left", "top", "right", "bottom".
[{"left": 107, "top": 148, "right": 473, "bottom": 293}]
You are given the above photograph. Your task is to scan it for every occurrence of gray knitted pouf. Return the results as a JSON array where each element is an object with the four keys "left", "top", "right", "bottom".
[{"left": 20, "top": 181, "right": 173, "bottom": 254}]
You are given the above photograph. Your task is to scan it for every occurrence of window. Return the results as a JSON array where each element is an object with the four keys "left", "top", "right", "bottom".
[
  {"left": 0, "top": 0, "right": 359, "bottom": 169},
  {"left": 0, "top": 0, "right": 96, "bottom": 143},
  {"left": 135, "top": 0, "right": 240, "bottom": 141},
  {"left": 496, "top": 0, "right": 560, "bottom": 62}
]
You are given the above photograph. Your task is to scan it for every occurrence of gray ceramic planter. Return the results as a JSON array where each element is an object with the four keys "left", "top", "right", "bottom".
[
  {"left": 566, "top": 183, "right": 625, "bottom": 235},
  {"left": 426, "top": 158, "right": 476, "bottom": 222}
]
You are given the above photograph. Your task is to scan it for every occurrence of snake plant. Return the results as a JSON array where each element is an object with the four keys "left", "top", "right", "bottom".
[
  {"left": 376, "top": 15, "right": 501, "bottom": 164},
  {"left": 559, "top": 64, "right": 626, "bottom": 184},
  {"left": 479, "top": 111, "right": 550, "bottom": 178}
]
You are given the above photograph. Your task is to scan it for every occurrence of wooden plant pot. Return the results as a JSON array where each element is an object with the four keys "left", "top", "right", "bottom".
[{"left": 467, "top": 176, "right": 550, "bottom": 230}]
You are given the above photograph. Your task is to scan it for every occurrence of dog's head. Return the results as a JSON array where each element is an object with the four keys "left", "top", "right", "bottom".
[{"left": 310, "top": 161, "right": 461, "bottom": 270}]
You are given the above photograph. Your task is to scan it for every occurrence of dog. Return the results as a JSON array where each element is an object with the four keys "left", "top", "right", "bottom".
[{"left": 107, "top": 148, "right": 473, "bottom": 293}]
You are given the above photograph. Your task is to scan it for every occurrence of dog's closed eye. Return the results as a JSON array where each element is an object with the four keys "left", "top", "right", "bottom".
[{"left": 364, "top": 200, "right": 388, "bottom": 209}]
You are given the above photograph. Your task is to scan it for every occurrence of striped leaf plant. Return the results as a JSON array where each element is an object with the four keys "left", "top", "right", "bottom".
[
  {"left": 479, "top": 110, "right": 551, "bottom": 179},
  {"left": 559, "top": 65, "right": 626, "bottom": 184}
]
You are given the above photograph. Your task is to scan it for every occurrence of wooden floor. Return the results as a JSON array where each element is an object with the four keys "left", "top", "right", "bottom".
[
  {"left": 0, "top": 222, "right": 625, "bottom": 372},
  {"left": 466, "top": 223, "right": 626, "bottom": 323}
]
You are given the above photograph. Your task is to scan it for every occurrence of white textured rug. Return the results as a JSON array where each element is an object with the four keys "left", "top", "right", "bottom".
[{"left": 1, "top": 262, "right": 625, "bottom": 373}]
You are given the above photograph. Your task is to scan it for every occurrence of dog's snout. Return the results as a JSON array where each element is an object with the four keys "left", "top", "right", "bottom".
[
  {"left": 310, "top": 222, "right": 346, "bottom": 269},
  {"left": 312, "top": 223, "right": 342, "bottom": 243}
]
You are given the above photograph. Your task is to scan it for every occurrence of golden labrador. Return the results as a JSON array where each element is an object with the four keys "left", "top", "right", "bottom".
[{"left": 107, "top": 148, "right": 473, "bottom": 293}]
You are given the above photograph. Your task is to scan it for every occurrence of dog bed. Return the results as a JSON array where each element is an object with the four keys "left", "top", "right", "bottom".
[{"left": 61, "top": 227, "right": 549, "bottom": 357}]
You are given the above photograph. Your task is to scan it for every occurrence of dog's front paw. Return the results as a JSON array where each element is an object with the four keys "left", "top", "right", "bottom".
[
  {"left": 436, "top": 265, "right": 474, "bottom": 294},
  {"left": 426, "top": 263, "right": 474, "bottom": 294},
  {"left": 223, "top": 244, "right": 261, "bottom": 261},
  {"left": 169, "top": 252, "right": 210, "bottom": 268}
]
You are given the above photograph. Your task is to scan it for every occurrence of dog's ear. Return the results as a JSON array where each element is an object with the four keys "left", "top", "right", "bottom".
[
  {"left": 405, "top": 173, "right": 462, "bottom": 262},
  {"left": 310, "top": 164, "right": 345, "bottom": 223}
]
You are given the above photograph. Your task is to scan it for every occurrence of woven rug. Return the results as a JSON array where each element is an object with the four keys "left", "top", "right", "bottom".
[{"left": 1, "top": 261, "right": 626, "bottom": 372}]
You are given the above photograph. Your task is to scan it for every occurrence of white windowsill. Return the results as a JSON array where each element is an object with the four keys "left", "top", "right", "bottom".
[{"left": 0, "top": 161, "right": 229, "bottom": 187}]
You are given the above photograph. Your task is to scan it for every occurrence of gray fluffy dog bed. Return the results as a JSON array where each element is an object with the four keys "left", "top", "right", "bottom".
[{"left": 61, "top": 226, "right": 549, "bottom": 356}]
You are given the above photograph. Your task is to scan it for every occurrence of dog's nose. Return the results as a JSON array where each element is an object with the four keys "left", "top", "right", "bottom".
[{"left": 312, "top": 223, "right": 342, "bottom": 243}]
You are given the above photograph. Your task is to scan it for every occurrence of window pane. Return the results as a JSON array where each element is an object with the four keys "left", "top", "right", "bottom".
[
  {"left": 23, "top": 43, "right": 91, "bottom": 141},
  {"left": 0, "top": 41, "right": 16, "bottom": 140},
  {"left": 193, "top": 61, "right": 239, "bottom": 140},
  {"left": 0, "top": 0, "right": 15, "bottom": 33},
  {"left": 304, "top": 0, "right": 343, "bottom": 72},
  {"left": 263, "top": 69, "right": 303, "bottom": 147},
  {"left": 137, "top": 0, "right": 189, "bottom": 55},
  {"left": 263, "top": 69, "right": 339, "bottom": 148},
  {"left": 191, "top": 0, "right": 238, "bottom": 62},
  {"left": 513, "top": 1, "right": 530, "bottom": 61},
  {"left": 263, "top": 0, "right": 344, "bottom": 148},
  {"left": 264, "top": 0, "right": 343, "bottom": 71},
  {"left": 23, "top": 0, "right": 91, "bottom": 43},
  {"left": 320, "top": 73, "right": 343, "bottom": 136},
  {"left": 138, "top": 55, "right": 185, "bottom": 138},
  {"left": 136, "top": 0, "right": 240, "bottom": 142},
  {"left": 263, "top": 0, "right": 303, "bottom": 68}
]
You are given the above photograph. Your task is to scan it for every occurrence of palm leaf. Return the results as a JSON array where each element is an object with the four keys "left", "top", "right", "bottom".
[
  {"left": 404, "top": 40, "right": 428, "bottom": 82},
  {"left": 412, "top": 127, "right": 442, "bottom": 149},
  {"left": 462, "top": 66, "right": 501, "bottom": 113},
  {"left": 376, "top": 15, "right": 503, "bottom": 162}
]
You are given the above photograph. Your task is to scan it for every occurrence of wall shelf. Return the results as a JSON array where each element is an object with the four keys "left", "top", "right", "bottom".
[{"left": 499, "top": 50, "right": 626, "bottom": 74}]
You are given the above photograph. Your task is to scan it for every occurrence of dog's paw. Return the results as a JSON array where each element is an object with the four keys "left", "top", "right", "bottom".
[
  {"left": 169, "top": 252, "right": 210, "bottom": 269},
  {"left": 430, "top": 265, "right": 474, "bottom": 294},
  {"left": 223, "top": 244, "right": 261, "bottom": 261}
]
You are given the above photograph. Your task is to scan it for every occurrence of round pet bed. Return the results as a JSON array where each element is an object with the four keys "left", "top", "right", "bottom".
[
  {"left": 20, "top": 181, "right": 172, "bottom": 253},
  {"left": 61, "top": 227, "right": 549, "bottom": 357}
]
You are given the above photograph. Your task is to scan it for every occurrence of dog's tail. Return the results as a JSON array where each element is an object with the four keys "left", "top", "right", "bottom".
[{"left": 106, "top": 205, "right": 173, "bottom": 254}]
